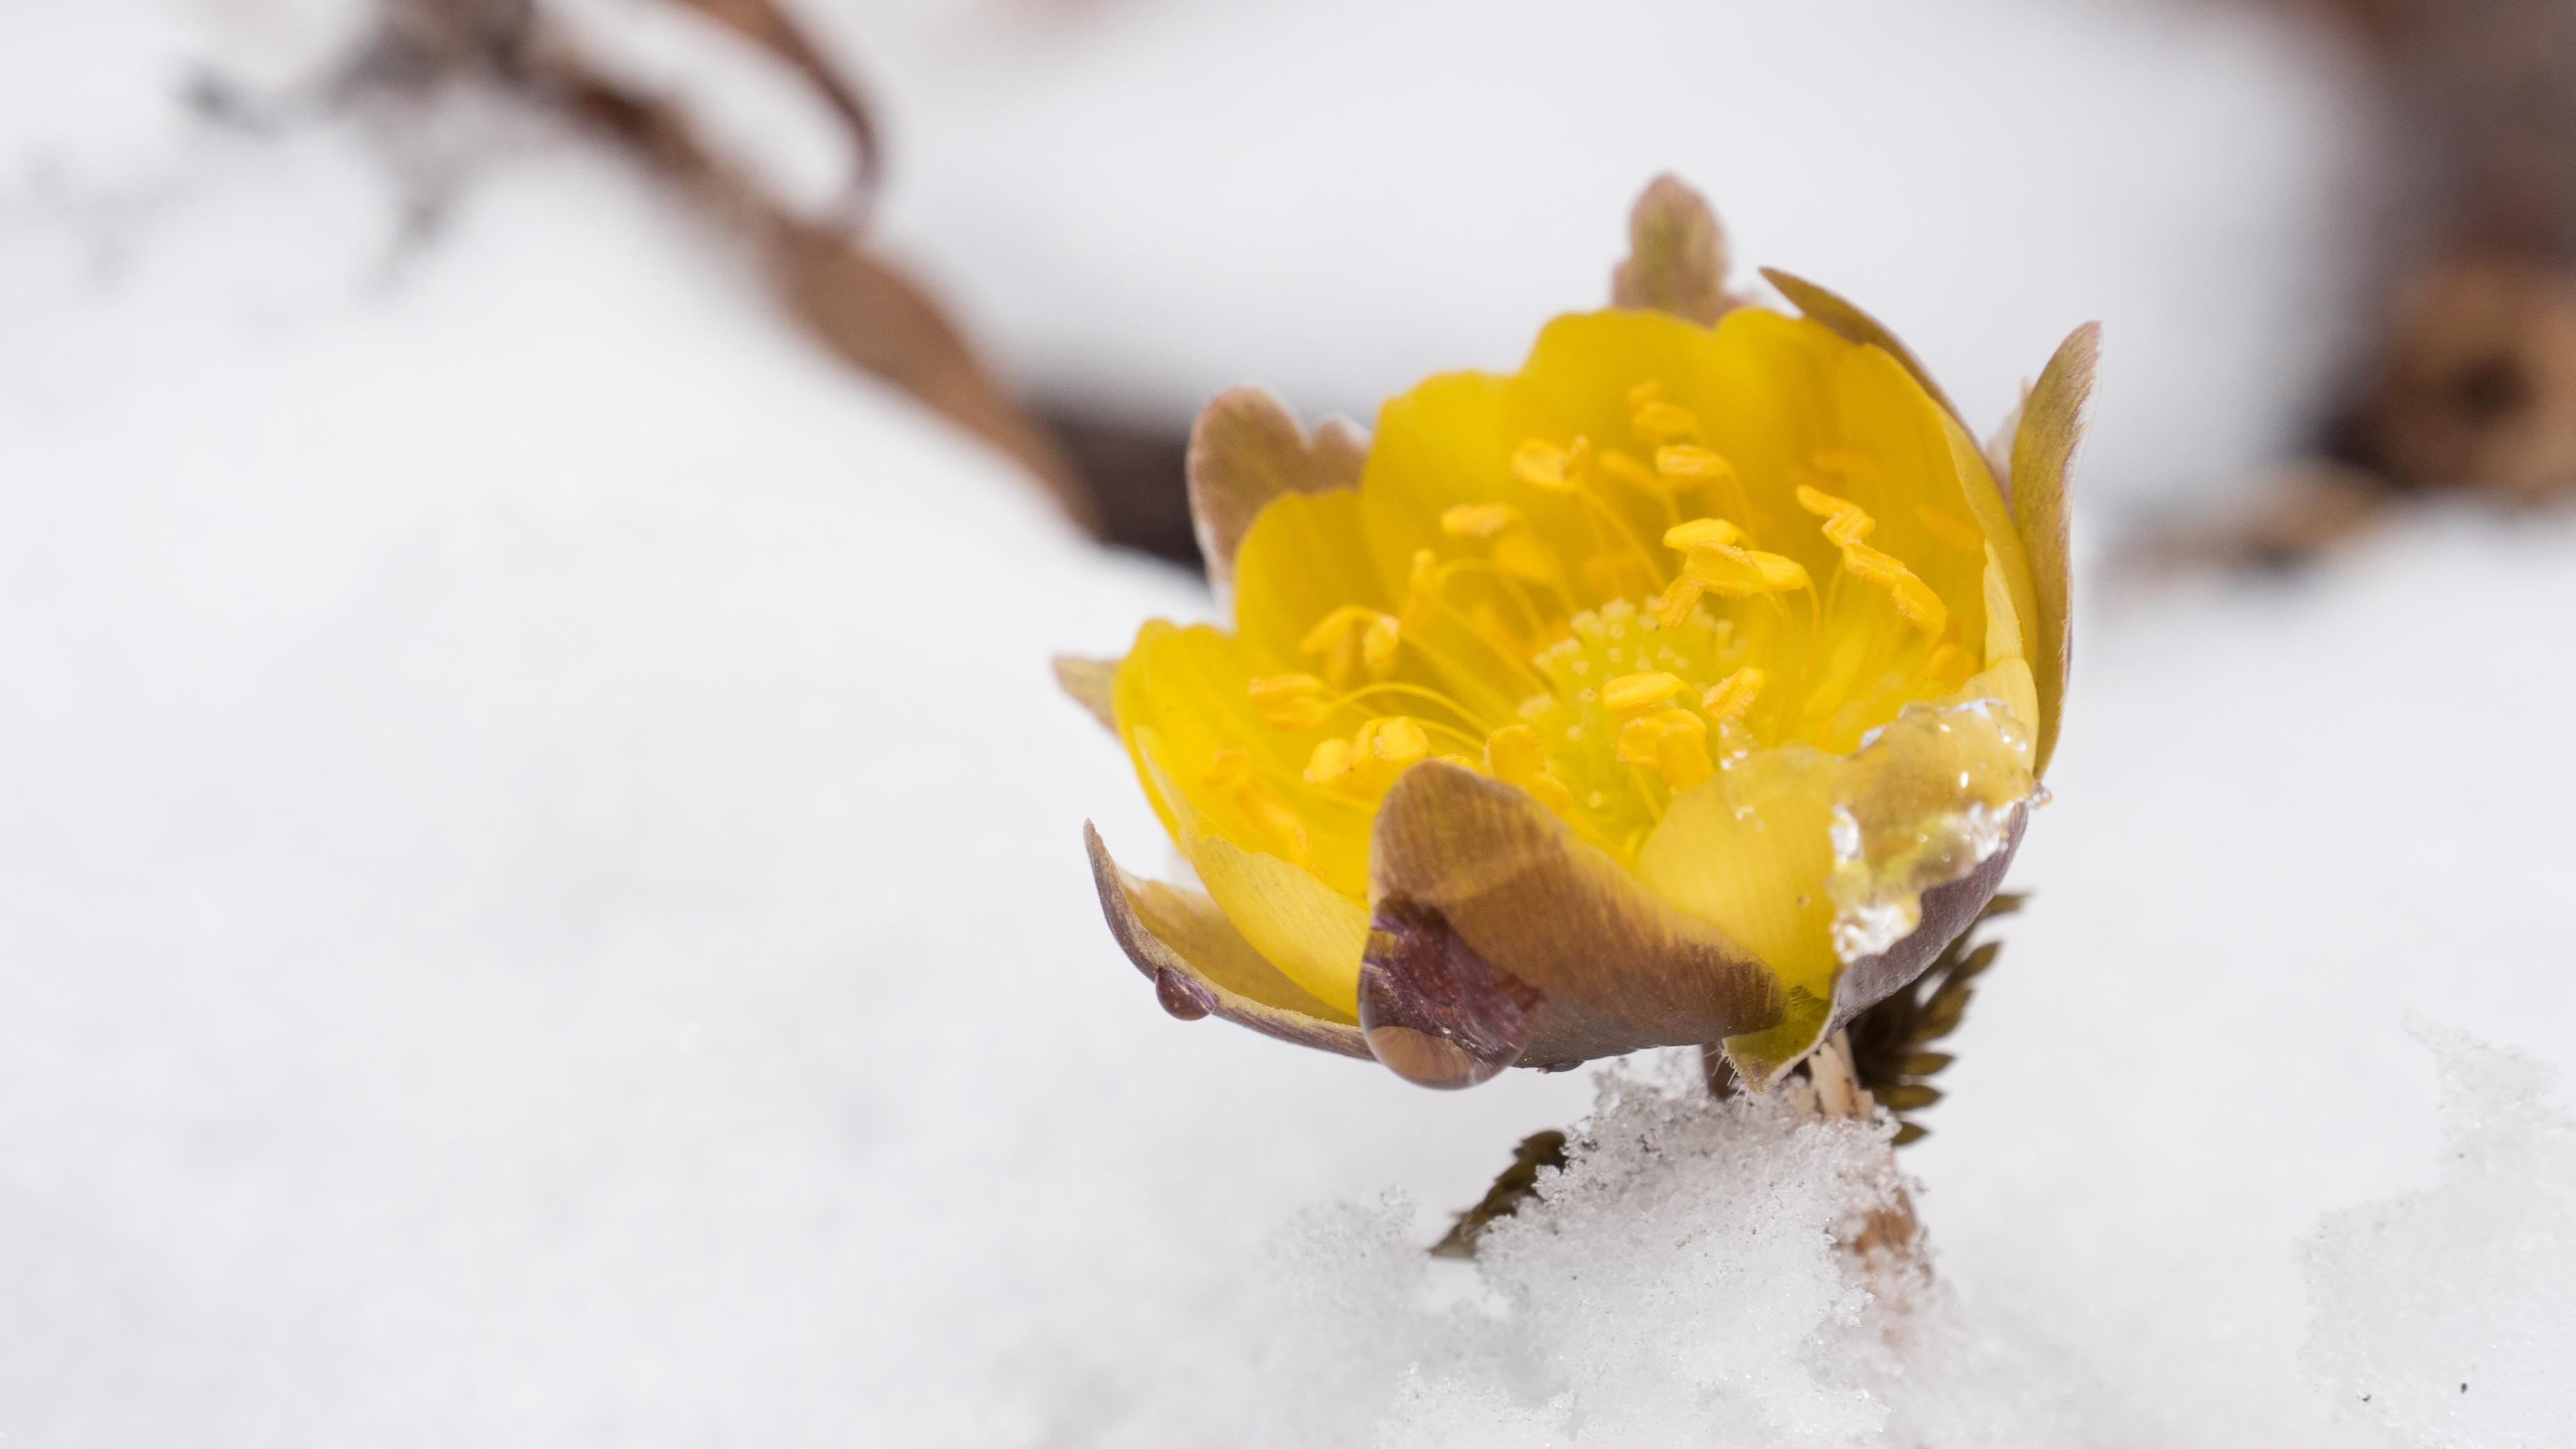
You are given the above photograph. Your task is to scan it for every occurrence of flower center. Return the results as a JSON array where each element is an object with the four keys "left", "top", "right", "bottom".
[{"left": 1240, "top": 380, "right": 1991, "bottom": 866}]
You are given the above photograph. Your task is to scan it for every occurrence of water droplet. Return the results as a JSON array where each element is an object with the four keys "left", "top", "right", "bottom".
[
  {"left": 1360, "top": 898, "right": 1540, "bottom": 1089},
  {"left": 1154, "top": 967, "right": 1215, "bottom": 1021}
]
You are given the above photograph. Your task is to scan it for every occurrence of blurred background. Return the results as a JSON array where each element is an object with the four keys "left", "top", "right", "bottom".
[{"left": 2, "top": 0, "right": 2572, "bottom": 1442}]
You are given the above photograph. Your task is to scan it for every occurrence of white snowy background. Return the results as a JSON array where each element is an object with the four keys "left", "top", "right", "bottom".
[{"left": 0, "top": 1, "right": 2568, "bottom": 1443}]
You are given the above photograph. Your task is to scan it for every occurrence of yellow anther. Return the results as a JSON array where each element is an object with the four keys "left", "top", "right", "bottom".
[
  {"left": 1655, "top": 444, "right": 1735, "bottom": 483},
  {"left": 1924, "top": 642, "right": 1974, "bottom": 687},
  {"left": 1796, "top": 484, "right": 1877, "bottom": 548},
  {"left": 1235, "top": 782, "right": 1311, "bottom": 863},
  {"left": 1653, "top": 574, "right": 1705, "bottom": 629},
  {"left": 1914, "top": 504, "right": 1985, "bottom": 553},
  {"left": 1809, "top": 448, "right": 1879, "bottom": 483},
  {"left": 1888, "top": 575, "right": 1949, "bottom": 634},
  {"left": 1686, "top": 544, "right": 1811, "bottom": 597},
  {"left": 1303, "top": 737, "right": 1354, "bottom": 785},
  {"left": 1703, "top": 667, "right": 1766, "bottom": 723},
  {"left": 1839, "top": 541, "right": 1907, "bottom": 587},
  {"left": 1299, "top": 605, "right": 1401, "bottom": 685},
  {"left": 1484, "top": 723, "right": 1546, "bottom": 780},
  {"left": 1626, "top": 379, "right": 1668, "bottom": 412},
  {"left": 1601, "top": 671, "right": 1685, "bottom": 712},
  {"left": 1203, "top": 747, "right": 1252, "bottom": 788},
  {"left": 1441, "top": 503, "right": 1523, "bottom": 539},
  {"left": 1753, "top": 553, "right": 1813, "bottom": 591},
  {"left": 1490, "top": 530, "right": 1564, "bottom": 587},
  {"left": 1525, "top": 772, "right": 1575, "bottom": 812},
  {"left": 1360, "top": 715, "right": 1430, "bottom": 768},
  {"left": 1248, "top": 672, "right": 1332, "bottom": 731},
  {"left": 1485, "top": 723, "right": 1574, "bottom": 812},
  {"left": 1663, "top": 517, "right": 1745, "bottom": 551},
  {"left": 1435, "top": 753, "right": 1482, "bottom": 772},
  {"left": 1800, "top": 487, "right": 1948, "bottom": 635},
  {"left": 1647, "top": 705, "right": 1707, "bottom": 739},
  {"left": 1512, "top": 439, "right": 1572, "bottom": 491},
  {"left": 1362, "top": 614, "right": 1400, "bottom": 673},
  {"left": 1617, "top": 710, "right": 1714, "bottom": 792},
  {"left": 1632, "top": 399, "right": 1703, "bottom": 446},
  {"left": 1598, "top": 448, "right": 1661, "bottom": 494}
]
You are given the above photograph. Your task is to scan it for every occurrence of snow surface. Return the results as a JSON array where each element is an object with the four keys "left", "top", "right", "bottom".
[
  {"left": 2305, "top": 1023, "right": 2576, "bottom": 1448},
  {"left": 0, "top": 2, "right": 2569, "bottom": 1444}
]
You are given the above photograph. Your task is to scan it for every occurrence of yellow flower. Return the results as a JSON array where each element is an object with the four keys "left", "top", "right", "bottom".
[{"left": 1068, "top": 177, "right": 2097, "bottom": 1090}]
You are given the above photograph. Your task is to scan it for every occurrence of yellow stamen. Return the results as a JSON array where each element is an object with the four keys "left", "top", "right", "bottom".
[
  {"left": 1796, "top": 485, "right": 1948, "bottom": 635},
  {"left": 1809, "top": 448, "right": 1878, "bottom": 483},
  {"left": 1435, "top": 753, "right": 1482, "bottom": 772},
  {"left": 1602, "top": 670, "right": 1685, "bottom": 712},
  {"left": 1248, "top": 672, "right": 1332, "bottom": 731},
  {"left": 1686, "top": 544, "right": 1812, "bottom": 597},
  {"left": 1299, "top": 604, "right": 1403, "bottom": 685},
  {"left": 1303, "top": 737, "right": 1353, "bottom": 785},
  {"left": 1887, "top": 575, "right": 1949, "bottom": 633},
  {"left": 1626, "top": 379, "right": 1667, "bottom": 412},
  {"left": 1490, "top": 530, "right": 1565, "bottom": 588},
  {"left": 1664, "top": 517, "right": 1745, "bottom": 551},
  {"left": 1753, "top": 553, "right": 1813, "bottom": 592},
  {"left": 1655, "top": 445, "right": 1734, "bottom": 485},
  {"left": 1617, "top": 708, "right": 1714, "bottom": 792},
  {"left": 1485, "top": 722, "right": 1546, "bottom": 779},
  {"left": 1484, "top": 722, "right": 1574, "bottom": 812},
  {"left": 1703, "top": 666, "right": 1766, "bottom": 722},
  {"left": 1796, "top": 483, "right": 1876, "bottom": 548},
  {"left": 1512, "top": 439, "right": 1572, "bottom": 491},
  {"left": 1361, "top": 715, "right": 1430, "bottom": 767},
  {"left": 1654, "top": 574, "right": 1705, "bottom": 630},
  {"left": 1632, "top": 400, "right": 1702, "bottom": 446},
  {"left": 1441, "top": 503, "right": 1523, "bottom": 539},
  {"left": 1598, "top": 449, "right": 1662, "bottom": 495}
]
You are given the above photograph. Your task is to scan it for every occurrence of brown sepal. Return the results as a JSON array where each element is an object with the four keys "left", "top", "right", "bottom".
[
  {"left": 2011, "top": 325, "right": 2099, "bottom": 777},
  {"left": 1083, "top": 823, "right": 1370, "bottom": 1059},
  {"left": 1051, "top": 655, "right": 1118, "bottom": 732},
  {"left": 1610, "top": 174, "right": 1736, "bottom": 326},
  {"left": 1367, "top": 762, "right": 1788, "bottom": 1077},
  {"left": 1187, "top": 387, "right": 1368, "bottom": 602}
]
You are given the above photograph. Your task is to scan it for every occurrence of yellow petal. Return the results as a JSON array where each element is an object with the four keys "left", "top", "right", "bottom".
[
  {"left": 1635, "top": 747, "right": 1843, "bottom": 1001},
  {"left": 1189, "top": 832, "right": 1371, "bottom": 1016},
  {"left": 1084, "top": 823, "right": 1369, "bottom": 1057},
  {"left": 1760, "top": 267, "right": 1964, "bottom": 425},
  {"left": 1114, "top": 625, "right": 1367, "bottom": 895},
  {"left": 1232, "top": 488, "right": 1391, "bottom": 676},
  {"left": 1135, "top": 737, "right": 1371, "bottom": 1015}
]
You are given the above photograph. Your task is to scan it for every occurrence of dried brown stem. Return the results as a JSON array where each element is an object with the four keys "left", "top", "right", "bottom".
[{"left": 360, "top": 0, "right": 1096, "bottom": 531}]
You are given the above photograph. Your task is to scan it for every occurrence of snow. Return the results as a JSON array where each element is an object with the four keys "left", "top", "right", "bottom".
[
  {"left": 2305, "top": 1024, "right": 2576, "bottom": 1447},
  {"left": 0, "top": 1, "right": 2568, "bottom": 1444}
]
